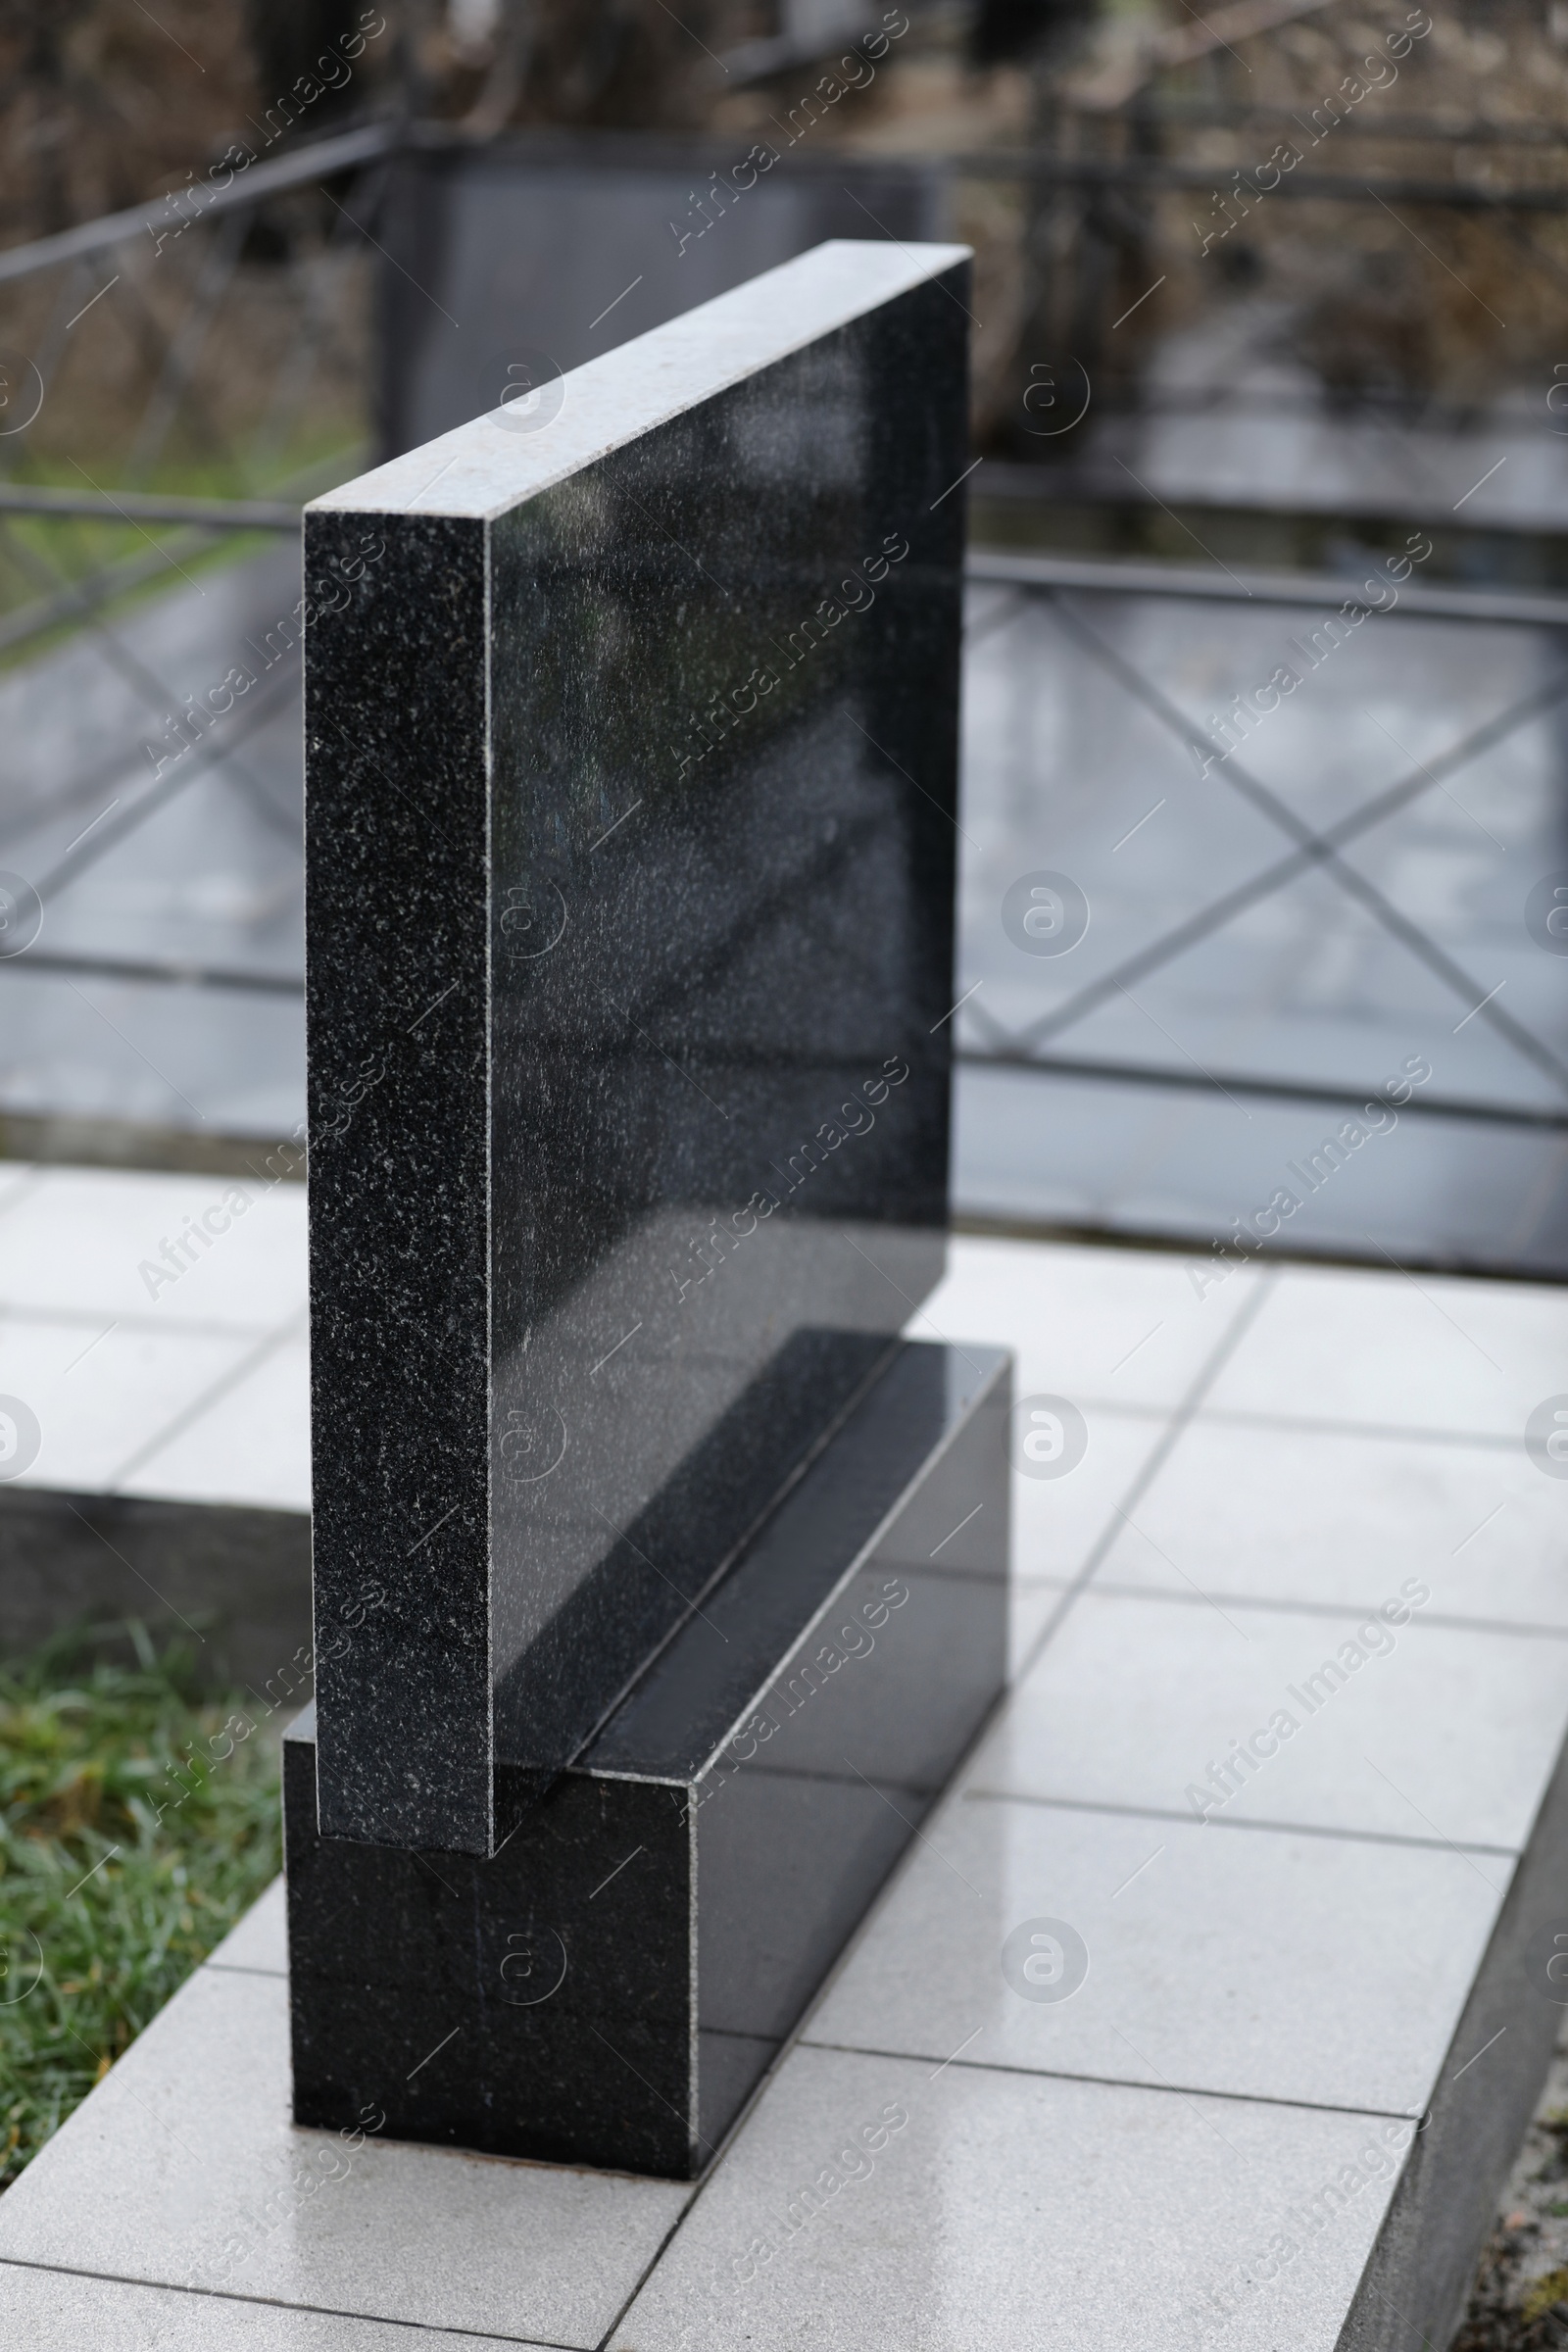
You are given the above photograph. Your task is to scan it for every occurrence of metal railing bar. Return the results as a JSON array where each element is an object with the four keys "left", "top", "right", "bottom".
[
  {"left": 0, "top": 117, "right": 1555, "bottom": 317},
  {"left": 0, "top": 513, "right": 280, "bottom": 817},
  {"left": 966, "top": 551, "right": 1568, "bottom": 632},
  {"left": 1047, "top": 591, "right": 1568, "bottom": 1097},
  {"left": 943, "top": 152, "right": 1568, "bottom": 213},
  {"left": 0, "top": 949, "right": 301, "bottom": 995},
  {"left": 1130, "top": 102, "right": 1568, "bottom": 149},
  {"left": 983, "top": 384, "right": 1557, "bottom": 427},
  {"left": 962, "top": 584, "right": 1029, "bottom": 652},
  {"left": 0, "top": 121, "right": 403, "bottom": 289},
  {"left": 27, "top": 662, "right": 301, "bottom": 906},
  {"left": 956, "top": 1047, "right": 1568, "bottom": 1131},
  {"left": 0, "top": 442, "right": 363, "bottom": 665},
  {"left": 0, "top": 479, "right": 302, "bottom": 883},
  {"left": 0, "top": 486, "right": 302, "bottom": 530},
  {"left": 0, "top": 537, "right": 209, "bottom": 659}
]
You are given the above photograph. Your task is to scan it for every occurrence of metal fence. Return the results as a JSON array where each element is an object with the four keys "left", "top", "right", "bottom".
[{"left": 0, "top": 76, "right": 1564, "bottom": 1278}]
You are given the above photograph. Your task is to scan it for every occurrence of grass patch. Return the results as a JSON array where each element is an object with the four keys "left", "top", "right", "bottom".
[{"left": 0, "top": 1625, "right": 281, "bottom": 2192}]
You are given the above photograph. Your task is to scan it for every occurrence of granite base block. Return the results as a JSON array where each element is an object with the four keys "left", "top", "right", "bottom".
[{"left": 285, "top": 1339, "right": 1009, "bottom": 2179}]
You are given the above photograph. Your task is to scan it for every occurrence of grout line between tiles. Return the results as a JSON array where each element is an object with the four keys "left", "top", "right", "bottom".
[
  {"left": 1184, "top": 1404, "right": 1547, "bottom": 1451},
  {"left": 592, "top": 1292, "right": 1284, "bottom": 2342},
  {"left": 959, "top": 1784, "right": 1523, "bottom": 1858},
  {"left": 0, "top": 2256, "right": 577, "bottom": 2346},
  {"left": 594, "top": 2203, "right": 700, "bottom": 2352},
  {"left": 1085, "top": 1581, "right": 1568, "bottom": 1642},
  {"left": 1013, "top": 1267, "right": 1282, "bottom": 1680},
  {"left": 793, "top": 2039, "right": 1418, "bottom": 2122},
  {"left": 0, "top": 1298, "right": 295, "bottom": 1342},
  {"left": 103, "top": 1309, "right": 307, "bottom": 1493},
  {"left": 1017, "top": 1395, "right": 1172, "bottom": 1423},
  {"left": 591, "top": 1499, "right": 1077, "bottom": 2333}
]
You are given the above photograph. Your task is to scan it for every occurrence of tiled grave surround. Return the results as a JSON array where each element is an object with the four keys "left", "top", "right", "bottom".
[
  {"left": 3, "top": 1162, "right": 1567, "bottom": 2347},
  {"left": 0, "top": 1157, "right": 310, "bottom": 1686},
  {"left": 0, "top": 1157, "right": 306, "bottom": 1509}
]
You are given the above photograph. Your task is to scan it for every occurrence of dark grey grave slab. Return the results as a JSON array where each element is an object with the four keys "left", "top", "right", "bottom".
[
  {"left": 285, "top": 1338, "right": 1009, "bottom": 2179},
  {"left": 378, "top": 136, "right": 946, "bottom": 456},
  {"left": 304, "top": 237, "right": 974, "bottom": 1859}
]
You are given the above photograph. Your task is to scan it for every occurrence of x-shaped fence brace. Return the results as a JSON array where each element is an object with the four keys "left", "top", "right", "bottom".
[
  {"left": 956, "top": 574, "right": 1568, "bottom": 1136},
  {"left": 1, "top": 122, "right": 1566, "bottom": 1166},
  {"left": 6, "top": 560, "right": 1568, "bottom": 1123}
]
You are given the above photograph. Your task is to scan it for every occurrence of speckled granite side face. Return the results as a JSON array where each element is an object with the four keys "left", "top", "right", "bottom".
[
  {"left": 305, "top": 513, "right": 494, "bottom": 1851},
  {"left": 304, "top": 260, "right": 969, "bottom": 1856}
]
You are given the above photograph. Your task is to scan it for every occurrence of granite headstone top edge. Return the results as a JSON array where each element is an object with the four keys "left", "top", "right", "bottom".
[{"left": 306, "top": 237, "right": 971, "bottom": 523}]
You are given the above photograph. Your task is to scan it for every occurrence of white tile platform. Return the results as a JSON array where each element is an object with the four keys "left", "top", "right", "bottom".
[
  {"left": 0, "top": 1160, "right": 308, "bottom": 1509},
  {"left": 2, "top": 1180, "right": 1568, "bottom": 2348}
]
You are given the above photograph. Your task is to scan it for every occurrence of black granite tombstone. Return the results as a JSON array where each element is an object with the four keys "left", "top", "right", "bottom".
[{"left": 287, "top": 238, "right": 1011, "bottom": 2176}]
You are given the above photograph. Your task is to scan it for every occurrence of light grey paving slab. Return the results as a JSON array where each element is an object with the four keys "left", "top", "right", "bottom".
[
  {"left": 968, "top": 1588, "right": 1568, "bottom": 1851},
  {"left": 1100, "top": 1414, "right": 1568, "bottom": 1629},
  {"left": 206, "top": 1876, "right": 287, "bottom": 1977},
  {"left": 120, "top": 1334, "right": 311, "bottom": 1511},
  {"left": 608, "top": 2043, "right": 1407, "bottom": 2352},
  {"left": 0, "top": 1314, "right": 261, "bottom": 1494},
  {"left": 0, "top": 1164, "right": 306, "bottom": 1329},
  {"left": 0, "top": 1162, "right": 42, "bottom": 1218},
  {"left": 0, "top": 2262, "right": 551, "bottom": 2350},
  {"left": 808, "top": 1792, "right": 1503, "bottom": 2116},
  {"left": 0, "top": 1968, "right": 689, "bottom": 2349},
  {"left": 1008, "top": 1404, "right": 1170, "bottom": 1582},
  {"left": 922, "top": 1235, "right": 1260, "bottom": 1411},
  {"left": 1202, "top": 1262, "right": 1568, "bottom": 1441},
  {"left": 1009, "top": 1579, "right": 1064, "bottom": 1673}
]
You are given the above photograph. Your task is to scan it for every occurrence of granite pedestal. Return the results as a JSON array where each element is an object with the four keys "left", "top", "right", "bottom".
[
  {"left": 287, "top": 1339, "right": 1008, "bottom": 2178},
  {"left": 293, "top": 237, "right": 1000, "bottom": 2176}
]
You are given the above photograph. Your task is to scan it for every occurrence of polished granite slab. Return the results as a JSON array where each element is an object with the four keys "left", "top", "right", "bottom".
[
  {"left": 303, "top": 238, "right": 970, "bottom": 1855},
  {"left": 285, "top": 1340, "right": 1009, "bottom": 2178}
]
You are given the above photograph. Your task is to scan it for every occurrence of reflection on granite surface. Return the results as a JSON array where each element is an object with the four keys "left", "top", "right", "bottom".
[{"left": 303, "top": 249, "right": 970, "bottom": 1853}]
